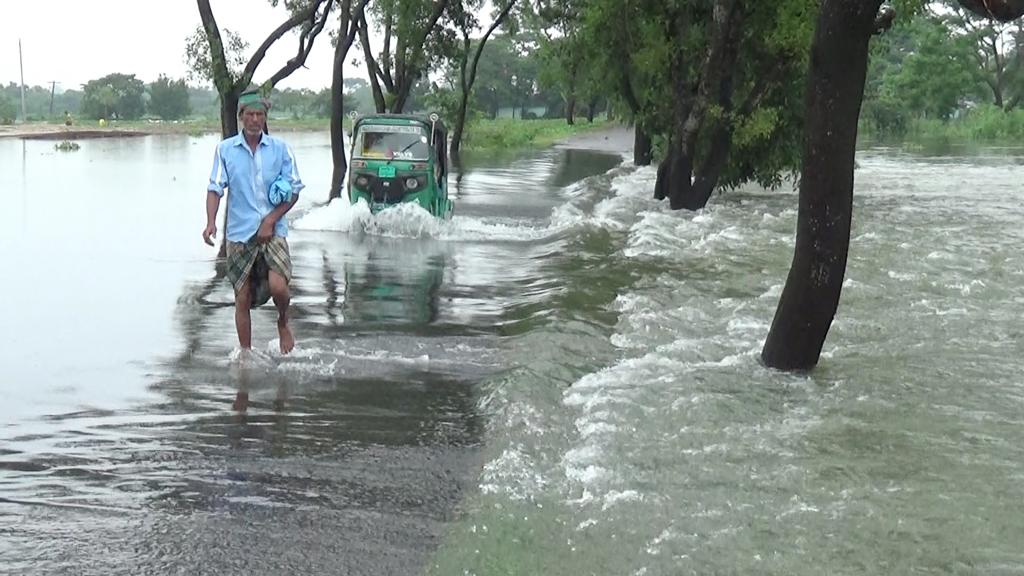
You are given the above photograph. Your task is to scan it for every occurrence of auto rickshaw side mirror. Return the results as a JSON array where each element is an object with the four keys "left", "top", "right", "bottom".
[{"left": 347, "top": 111, "right": 358, "bottom": 139}]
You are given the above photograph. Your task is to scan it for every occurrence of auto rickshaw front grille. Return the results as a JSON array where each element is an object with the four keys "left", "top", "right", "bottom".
[
  {"left": 355, "top": 173, "right": 425, "bottom": 205},
  {"left": 365, "top": 175, "right": 408, "bottom": 204}
]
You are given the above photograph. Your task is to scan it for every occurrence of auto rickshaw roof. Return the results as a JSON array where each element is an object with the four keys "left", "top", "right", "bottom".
[{"left": 353, "top": 113, "right": 446, "bottom": 134}]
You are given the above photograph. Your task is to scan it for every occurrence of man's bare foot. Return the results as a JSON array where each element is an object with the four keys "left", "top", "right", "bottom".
[{"left": 278, "top": 322, "right": 295, "bottom": 354}]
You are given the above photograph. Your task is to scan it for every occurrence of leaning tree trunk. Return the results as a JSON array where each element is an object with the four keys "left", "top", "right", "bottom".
[
  {"left": 761, "top": 0, "right": 882, "bottom": 370},
  {"left": 761, "top": 0, "right": 1024, "bottom": 370}
]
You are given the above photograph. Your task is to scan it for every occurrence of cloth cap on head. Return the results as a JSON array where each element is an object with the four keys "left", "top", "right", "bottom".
[{"left": 238, "top": 91, "right": 271, "bottom": 113}]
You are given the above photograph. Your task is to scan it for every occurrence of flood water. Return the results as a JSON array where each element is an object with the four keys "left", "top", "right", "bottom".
[{"left": 2, "top": 133, "right": 1024, "bottom": 575}]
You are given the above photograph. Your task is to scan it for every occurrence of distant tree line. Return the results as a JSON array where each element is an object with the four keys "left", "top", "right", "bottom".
[
  {"left": 0, "top": 75, "right": 375, "bottom": 124},
  {"left": 0, "top": 82, "right": 83, "bottom": 124}
]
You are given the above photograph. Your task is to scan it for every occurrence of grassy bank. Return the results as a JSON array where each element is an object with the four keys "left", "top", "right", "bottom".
[
  {"left": 861, "top": 104, "right": 1024, "bottom": 148},
  {"left": 461, "top": 117, "right": 611, "bottom": 151}
]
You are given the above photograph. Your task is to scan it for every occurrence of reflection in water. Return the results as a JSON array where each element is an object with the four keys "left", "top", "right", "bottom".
[
  {"left": 549, "top": 148, "right": 624, "bottom": 188},
  {"left": 339, "top": 236, "right": 446, "bottom": 326}
]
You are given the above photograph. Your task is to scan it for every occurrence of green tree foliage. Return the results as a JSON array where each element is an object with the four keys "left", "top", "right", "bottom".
[
  {"left": 464, "top": 35, "right": 526, "bottom": 118},
  {"left": 191, "top": 0, "right": 335, "bottom": 138},
  {"left": 148, "top": 75, "right": 192, "bottom": 120},
  {"left": 342, "top": 78, "right": 375, "bottom": 114},
  {"left": 942, "top": 1, "right": 1024, "bottom": 109},
  {"left": 572, "top": 0, "right": 817, "bottom": 206},
  {"left": 188, "top": 86, "right": 221, "bottom": 117},
  {"left": 891, "top": 16, "right": 979, "bottom": 118},
  {"left": 0, "top": 83, "right": 82, "bottom": 121},
  {"left": 531, "top": 0, "right": 592, "bottom": 124},
  {"left": 184, "top": 25, "right": 249, "bottom": 86},
  {"left": 80, "top": 73, "right": 145, "bottom": 120},
  {"left": 0, "top": 91, "right": 15, "bottom": 124},
  {"left": 359, "top": 0, "right": 452, "bottom": 112},
  {"left": 443, "top": 0, "right": 521, "bottom": 155},
  {"left": 862, "top": 7, "right": 1006, "bottom": 137}
]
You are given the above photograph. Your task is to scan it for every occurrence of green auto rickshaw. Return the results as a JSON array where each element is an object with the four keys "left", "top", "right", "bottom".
[{"left": 347, "top": 113, "right": 452, "bottom": 218}]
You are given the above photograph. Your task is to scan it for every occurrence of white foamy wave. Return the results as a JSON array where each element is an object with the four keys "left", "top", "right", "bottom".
[
  {"left": 293, "top": 197, "right": 372, "bottom": 232},
  {"left": 624, "top": 212, "right": 696, "bottom": 258},
  {"left": 601, "top": 489, "right": 642, "bottom": 511},
  {"left": 295, "top": 199, "right": 446, "bottom": 238},
  {"left": 480, "top": 446, "right": 549, "bottom": 500},
  {"left": 296, "top": 197, "right": 566, "bottom": 242},
  {"left": 548, "top": 166, "right": 662, "bottom": 232},
  {"left": 625, "top": 209, "right": 759, "bottom": 261},
  {"left": 439, "top": 215, "right": 563, "bottom": 242},
  {"left": 887, "top": 270, "right": 918, "bottom": 281}
]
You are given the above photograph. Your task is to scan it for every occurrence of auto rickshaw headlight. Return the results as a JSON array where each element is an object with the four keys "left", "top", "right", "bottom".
[
  {"left": 404, "top": 177, "right": 419, "bottom": 190},
  {"left": 355, "top": 175, "right": 369, "bottom": 188}
]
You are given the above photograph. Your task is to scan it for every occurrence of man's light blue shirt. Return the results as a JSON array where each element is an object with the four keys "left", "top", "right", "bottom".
[{"left": 208, "top": 133, "right": 304, "bottom": 242}]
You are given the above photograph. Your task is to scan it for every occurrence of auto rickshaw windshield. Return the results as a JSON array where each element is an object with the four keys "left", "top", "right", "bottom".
[{"left": 356, "top": 125, "right": 430, "bottom": 160}]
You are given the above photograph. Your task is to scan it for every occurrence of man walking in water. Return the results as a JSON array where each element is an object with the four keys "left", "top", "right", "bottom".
[{"left": 202, "top": 90, "right": 303, "bottom": 354}]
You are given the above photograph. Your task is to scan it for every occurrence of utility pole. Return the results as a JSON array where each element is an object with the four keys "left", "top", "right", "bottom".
[
  {"left": 49, "top": 81, "right": 57, "bottom": 115},
  {"left": 18, "top": 39, "right": 27, "bottom": 122}
]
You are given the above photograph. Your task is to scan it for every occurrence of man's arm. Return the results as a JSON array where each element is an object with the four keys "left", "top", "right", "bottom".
[
  {"left": 256, "top": 194, "right": 299, "bottom": 243},
  {"left": 203, "top": 191, "right": 221, "bottom": 246},
  {"left": 205, "top": 144, "right": 228, "bottom": 246}
]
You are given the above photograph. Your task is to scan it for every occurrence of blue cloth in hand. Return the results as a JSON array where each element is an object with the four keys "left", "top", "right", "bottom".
[{"left": 269, "top": 176, "right": 292, "bottom": 206}]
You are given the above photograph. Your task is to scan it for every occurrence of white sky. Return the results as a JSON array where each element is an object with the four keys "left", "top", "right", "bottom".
[{"left": 0, "top": 0, "right": 352, "bottom": 92}]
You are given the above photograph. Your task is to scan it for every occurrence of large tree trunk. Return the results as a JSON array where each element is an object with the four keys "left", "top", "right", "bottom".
[
  {"left": 565, "top": 95, "right": 576, "bottom": 125},
  {"left": 329, "top": 44, "right": 348, "bottom": 201},
  {"left": 219, "top": 93, "right": 239, "bottom": 139},
  {"left": 661, "top": 0, "right": 739, "bottom": 210},
  {"left": 759, "top": 0, "right": 1024, "bottom": 371},
  {"left": 329, "top": 0, "right": 367, "bottom": 201},
  {"left": 654, "top": 138, "right": 693, "bottom": 204},
  {"left": 654, "top": 7, "right": 692, "bottom": 203},
  {"left": 761, "top": 0, "right": 882, "bottom": 370},
  {"left": 451, "top": 36, "right": 474, "bottom": 160},
  {"left": 633, "top": 123, "right": 652, "bottom": 166},
  {"left": 392, "top": 78, "right": 412, "bottom": 114},
  {"left": 678, "top": 7, "right": 743, "bottom": 209},
  {"left": 451, "top": 92, "right": 470, "bottom": 162}
]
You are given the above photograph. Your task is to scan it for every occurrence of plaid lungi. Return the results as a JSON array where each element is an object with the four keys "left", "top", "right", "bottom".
[{"left": 225, "top": 236, "right": 292, "bottom": 308}]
